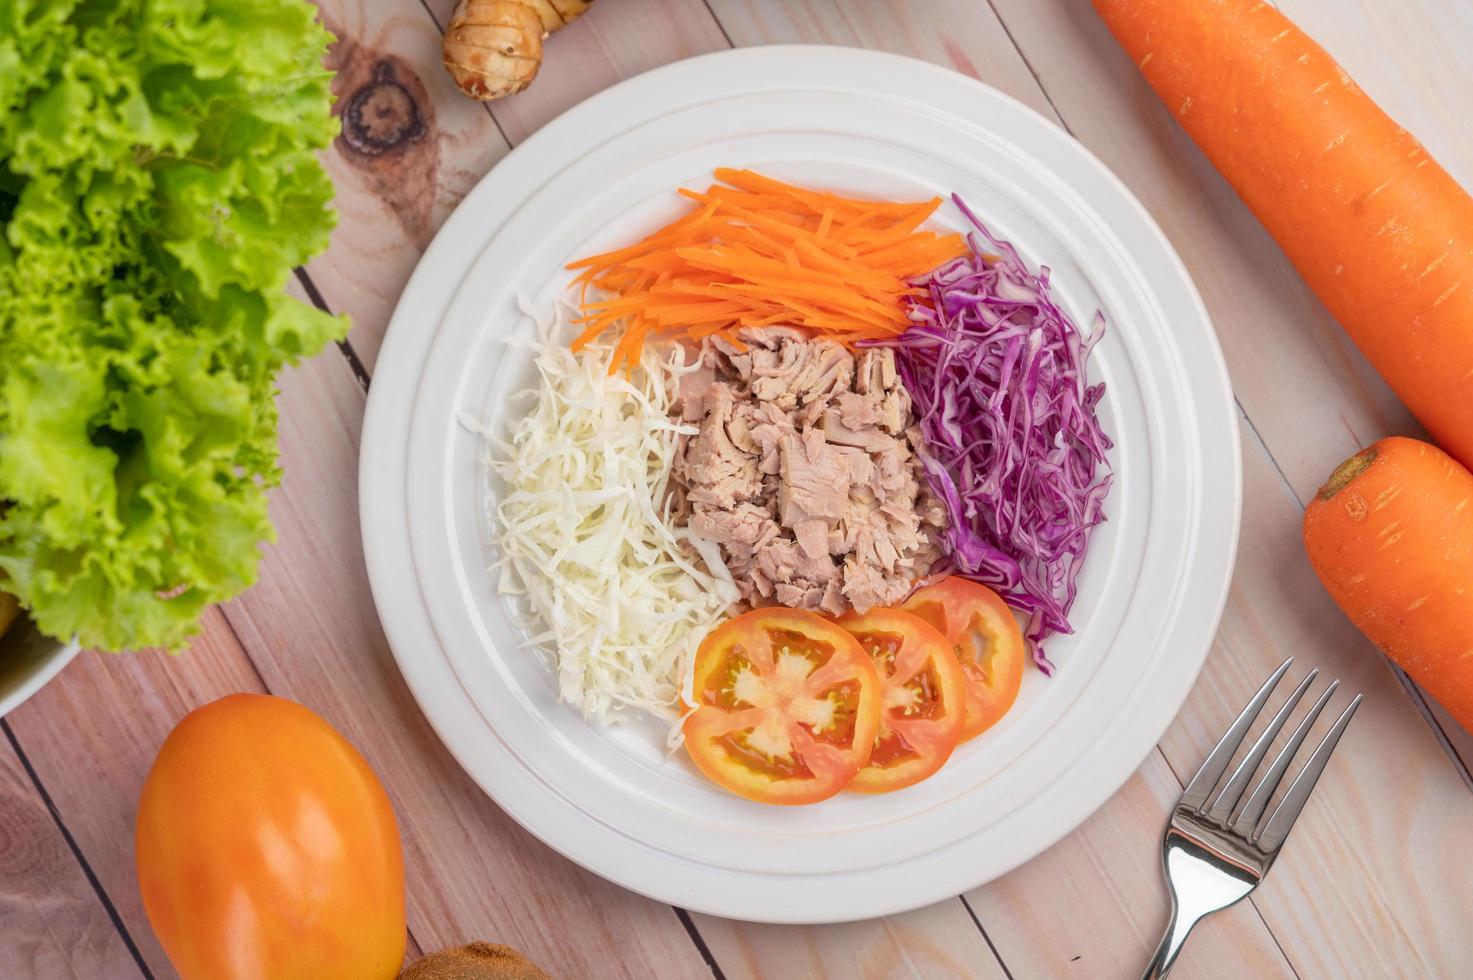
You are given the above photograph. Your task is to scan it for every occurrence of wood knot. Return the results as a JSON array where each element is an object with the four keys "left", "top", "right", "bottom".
[{"left": 341, "top": 62, "right": 426, "bottom": 156}]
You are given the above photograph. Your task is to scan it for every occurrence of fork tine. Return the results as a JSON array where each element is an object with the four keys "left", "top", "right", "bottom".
[
  {"left": 1230, "top": 680, "right": 1338, "bottom": 838},
  {"left": 1254, "top": 693, "right": 1364, "bottom": 850},
  {"left": 1205, "top": 669, "right": 1318, "bottom": 824},
  {"left": 1180, "top": 658, "right": 1293, "bottom": 812}
]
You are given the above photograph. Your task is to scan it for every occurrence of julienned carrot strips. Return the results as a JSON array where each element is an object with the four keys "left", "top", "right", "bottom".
[{"left": 566, "top": 168, "right": 967, "bottom": 374}]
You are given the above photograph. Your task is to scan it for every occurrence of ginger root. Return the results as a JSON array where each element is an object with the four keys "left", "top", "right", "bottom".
[
  {"left": 398, "top": 942, "right": 552, "bottom": 980},
  {"left": 443, "top": 0, "right": 594, "bottom": 101}
]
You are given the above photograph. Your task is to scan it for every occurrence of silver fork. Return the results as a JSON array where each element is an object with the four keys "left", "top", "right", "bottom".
[{"left": 1142, "top": 658, "right": 1363, "bottom": 979}]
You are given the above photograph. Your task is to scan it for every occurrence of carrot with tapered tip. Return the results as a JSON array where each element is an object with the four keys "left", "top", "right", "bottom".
[{"left": 1093, "top": 0, "right": 1473, "bottom": 469}]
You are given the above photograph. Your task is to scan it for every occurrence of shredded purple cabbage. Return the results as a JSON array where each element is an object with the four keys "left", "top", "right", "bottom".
[{"left": 877, "top": 195, "right": 1113, "bottom": 674}]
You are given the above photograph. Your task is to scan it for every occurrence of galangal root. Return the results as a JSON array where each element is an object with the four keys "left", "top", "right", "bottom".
[{"left": 442, "top": 0, "right": 595, "bottom": 100}]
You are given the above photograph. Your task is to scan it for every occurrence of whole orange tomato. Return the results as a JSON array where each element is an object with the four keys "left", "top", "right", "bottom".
[{"left": 136, "top": 694, "right": 406, "bottom": 980}]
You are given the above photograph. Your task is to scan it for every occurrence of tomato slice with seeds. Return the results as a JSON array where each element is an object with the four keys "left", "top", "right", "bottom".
[
  {"left": 902, "top": 578, "right": 1025, "bottom": 742},
  {"left": 838, "top": 608, "right": 967, "bottom": 793},
  {"left": 683, "top": 608, "right": 882, "bottom": 805}
]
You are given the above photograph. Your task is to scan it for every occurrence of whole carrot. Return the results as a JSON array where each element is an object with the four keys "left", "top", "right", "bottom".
[
  {"left": 1304, "top": 437, "right": 1473, "bottom": 729},
  {"left": 1093, "top": 0, "right": 1473, "bottom": 469}
]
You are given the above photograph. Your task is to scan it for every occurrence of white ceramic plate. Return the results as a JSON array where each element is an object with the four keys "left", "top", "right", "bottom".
[{"left": 360, "top": 46, "right": 1240, "bottom": 923}]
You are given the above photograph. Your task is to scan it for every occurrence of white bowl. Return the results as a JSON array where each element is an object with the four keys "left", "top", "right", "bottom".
[{"left": 0, "top": 617, "right": 81, "bottom": 718}]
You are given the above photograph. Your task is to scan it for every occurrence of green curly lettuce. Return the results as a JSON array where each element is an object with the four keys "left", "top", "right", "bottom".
[{"left": 0, "top": 0, "right": 347, "bottom": 651}]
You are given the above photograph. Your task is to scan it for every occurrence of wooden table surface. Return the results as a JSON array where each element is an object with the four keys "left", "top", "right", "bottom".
[{"left": 6, "top": 1, "right": 1473, "bottom": 977}]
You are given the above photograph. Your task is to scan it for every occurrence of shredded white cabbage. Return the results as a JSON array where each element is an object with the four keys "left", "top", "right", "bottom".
[{"left": 487, "top": 305, "right": 738, "bottom": 726}]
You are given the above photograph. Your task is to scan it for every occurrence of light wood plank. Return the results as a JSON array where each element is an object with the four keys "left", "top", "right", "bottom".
[
  {"left": 211, "top": 328, "right": 712, "bottom": 977},
  {"left": 293, "top": 0, "right": 1014, "bottom": 972},
  {"left": 0, "top": 733, "right": 142, "bottom": 979},
  {"left": 706, "top": 1, "right": 1473, "bottom": 974},
  {"left": 427, "top": 2, "right": 1016, "bottom": 972},
  {"left": 968, "top": 749, "right": 1292, "bottom": 979},
  {"left": 705, "top": 0, "right": 1057, "bottom": 121},
  {"left": 308, "top": 0, "right": 511, "bottom": 370},
  {"left": 13, "top": 4, "right": 1464, "bottom": 980},
  {"left": 1268, "top": 0, "right": 1473, "bottom": 775},
  {"left": 960, "top": 432, "right": 1312, "bottom": 980},
  {"left": 969, "top": 417, "right": 1473, "bottom": 978},
  {"left": 317, "top": 0, "right": 731, "bottom": 371},
  {"left": 422, "top": 0, "right": 732, "bottom": 147},
  {"left": 1275, "top": 0, "right": 1473, "bottom": 191},
  {"left": 3, "top": 606, "right": 265, "bottom": 979},
  {"left": 973, "top": 3, "right": 1473, "bottom": 972},
  {"left": 692, "top": 5, "right": 1229, "bottom": 973},
  {"left": 691, "top": 900, "right": 1007, "bottom": 980},
  {"left": 965, "top": 413, "right": 1473, "bottom": 979},
  {"left": 1153, "top": 420, "right": 1473, "bottom": 977},
  {"left": 292, "top": 0, "right": 746, "bottom": 971},
  {"left": 979, "top": 0, "right": 1420, "bottom": 499},
  {"left": 693, "top": 0, "right": 1407, "bottom": 488}
]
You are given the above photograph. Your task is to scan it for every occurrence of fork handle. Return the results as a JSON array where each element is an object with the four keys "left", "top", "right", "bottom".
[{"left": 1141, "top": 899, "right": 1204, "bottom": 979}]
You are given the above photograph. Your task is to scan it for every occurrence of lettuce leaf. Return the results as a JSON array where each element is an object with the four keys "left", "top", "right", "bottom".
[{"left": 0, "top": 0, "right": 346, "bottom": 650}]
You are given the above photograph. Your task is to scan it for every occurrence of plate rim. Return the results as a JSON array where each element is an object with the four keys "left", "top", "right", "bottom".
[{"left": 359, "top": 44, "right": 1242, "bottom": 923}]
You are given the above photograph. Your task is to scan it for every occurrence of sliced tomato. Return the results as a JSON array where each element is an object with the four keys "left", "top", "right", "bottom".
[
  {"left": 902, "top": 578, "right": 1025, "bottom": 741},
  {"left": 839, "top": 608, "right": 966, "bottom": 793},
  {"left": 683, "top": 608, "right": 882, "bottom": 805}
]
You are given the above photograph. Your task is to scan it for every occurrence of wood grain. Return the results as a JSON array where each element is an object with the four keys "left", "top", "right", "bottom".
[
  {"left": 706, "top": 0, "right": 1056, "bottom": 121},
  {"left": 692, "top": 900, "right": 1007, "bottom": 980},
  {"left": 1271, "top": 0, "right": 1473, "bottom": 778},
  {"left": 702, "top": 0, "right": 1473, "bottom": 974},
  {"left": 200, "top": 292, "right": 713, "bottom": 977},
  {"left": 1277, "top": 0, "right": 1473, "bottom": 191},
  {"left": 970, "top": 4, "right": 1473, "bottom": 972},
  {"left": 307, "top": 0, "right": 511, "bottom": 370},
  {"left": 969, "top": 748, "right": 1293, "bottom": 980},
  {"left": 5, "top": 2, "right": 1473, "bottom": 978},
  {"left": 287, "top": 0, "right": 1012, "bottom": 970},
  {"left": 980, "top": 0, "right": 1438, "bottom": 502},
  {"left": 2, "top": 607, "right": 266, "bottom": 978},
  {"left": 962, "top": 414, "right": 1473, "bottom": 979},
  {"left": 312, "top": 0, "right": 731, "bottom": 370},
  {"left": 294, "top": 1, "right": 1025, "bottom": 972},
  {"left": 681, "top": 4, "right": 1272, "bottom": 974},
  {"left": 428, "top": 0, "right": 732, "bottom": 146},
  {"left": 965, "top": 420, "right": 1473, "bottom": 979},
  {"left": 0, "top": 732, "right": 142, "bottom": 979},
  {"left": 1154, "top": 420, "right": 1473, "bottom": 977}
]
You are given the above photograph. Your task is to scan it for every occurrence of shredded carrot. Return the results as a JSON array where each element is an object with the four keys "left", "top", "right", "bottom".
[{"left": 566, "top": 170, "right": 967, "bottom": 370}]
